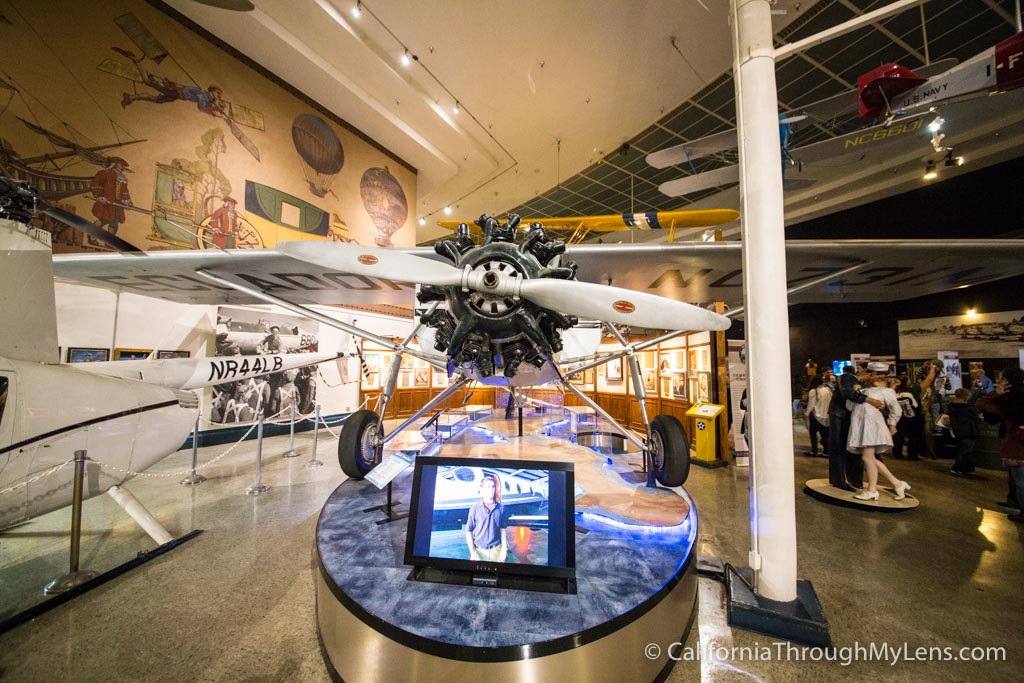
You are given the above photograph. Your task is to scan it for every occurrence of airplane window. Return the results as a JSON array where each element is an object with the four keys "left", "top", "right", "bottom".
[{"left": 0, "top": 377, "right": 7, "bottom": 425}]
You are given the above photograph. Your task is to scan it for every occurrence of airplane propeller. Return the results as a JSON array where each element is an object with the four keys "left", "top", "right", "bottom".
[{"left": 277, "top": 241, "right": 730, "bottom": 332}]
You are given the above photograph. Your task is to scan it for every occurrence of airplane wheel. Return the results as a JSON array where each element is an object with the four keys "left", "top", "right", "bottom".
[
  {"left": 649, "top": 415, "right": 690, "bottom": 487},
  {"left": 339, "top": 409, "right": 380, "bottom": 480}
]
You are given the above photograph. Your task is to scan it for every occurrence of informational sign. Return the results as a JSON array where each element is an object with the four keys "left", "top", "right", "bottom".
[
  {"left": 726, "top": 340, "right": 748, "bottom": 462},
  {"left": 937, "top": 351, "right": 962, "bottom": 395},
  {"left": 365, "top": 451, "right": 415, "bottom": 489}
]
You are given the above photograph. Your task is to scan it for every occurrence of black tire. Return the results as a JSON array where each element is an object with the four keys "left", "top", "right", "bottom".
[
  {"left": 649, "top": 414, "right": 690, "bottom": 487},
  {"left": 339, "top": 409, "right": 380, "bottom": 480}
]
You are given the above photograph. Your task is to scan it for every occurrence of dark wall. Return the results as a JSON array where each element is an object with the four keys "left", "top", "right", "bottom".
[
  {"left": 784, "top": 154, "right": 1024, "bottom": 377},
  {"left": 788, "top": 272, "right": 1024, "bottom": 374}
]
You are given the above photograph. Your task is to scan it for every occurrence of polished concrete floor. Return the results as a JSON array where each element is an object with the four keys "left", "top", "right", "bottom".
[{"left": 0, "top": 415, "right": 1021, "bottom": 681}]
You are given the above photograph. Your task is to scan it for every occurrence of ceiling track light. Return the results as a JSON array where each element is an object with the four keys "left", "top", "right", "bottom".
[
  {"left": 443, "top": 206, "right": 452, "bottom": 215},
  {"left": 418, "top": 217, "right": 426, "bottom": 226},
  {"left": 352, "top": 0, "right": 361, "bottom": 18},
  {"left": 452, "top": 101, "right": 460, "bottom": 115},
  {"left": 401, "top": 49, "right": 412, "bottom": 66},
  {"left": 923, "top": 159, "right": 938, "bottom": 180},
  {"left": 944, "top": 150, "right": 965, "bottom": 167}
]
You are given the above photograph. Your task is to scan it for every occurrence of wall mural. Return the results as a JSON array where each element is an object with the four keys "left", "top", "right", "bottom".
[
  {"left": 898, "top": 310, "right": 1024, "bottom": 359},
  {"left": 0, "top": 0, "right": 416, "bottom": 253}
]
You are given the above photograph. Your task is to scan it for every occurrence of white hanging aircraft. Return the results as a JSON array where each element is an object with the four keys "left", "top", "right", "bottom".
[
  {"left": 648, "top": 31, "right": 1024, "bottom": 198},
  {"left": 0, "top": 179, "right": 342, "bottom": 530}
]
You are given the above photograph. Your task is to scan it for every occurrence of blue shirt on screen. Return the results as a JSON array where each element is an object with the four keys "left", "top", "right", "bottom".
[{"left": 466, "top": 502, "right": 506, "bottom": 549}]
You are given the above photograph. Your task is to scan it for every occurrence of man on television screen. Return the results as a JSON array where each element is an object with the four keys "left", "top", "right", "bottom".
[{"left": 465, "top": 473, "right": 508, "bottom": 562}]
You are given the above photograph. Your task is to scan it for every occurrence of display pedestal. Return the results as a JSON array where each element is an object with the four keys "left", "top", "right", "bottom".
[
  {"left": 803, "top": 478, "right": 919, "bottom": 512},
  {"left": 314, "top": 462, "right": 699, "bottom": 682}
]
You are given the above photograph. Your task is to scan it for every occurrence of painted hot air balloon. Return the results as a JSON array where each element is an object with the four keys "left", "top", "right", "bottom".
[
  {"left": 359, "top": 166, "right": 408, "bottom": 247},
  {"left": 291, "top": 114, "right": 345, "bottom": 198}
]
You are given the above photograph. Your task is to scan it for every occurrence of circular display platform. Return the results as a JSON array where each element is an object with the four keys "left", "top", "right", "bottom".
[
  {"left": 314, "top": 428, "right": 699, "bottom": 682},
  {"left": 803, "top": 477, "right": 920, "bottom": 512}
]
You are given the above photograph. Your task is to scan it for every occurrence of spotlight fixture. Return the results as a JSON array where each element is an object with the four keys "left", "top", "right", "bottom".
[
  {"left": 401, "top": 49, "right": 412, "bottom": 66},
  {"left": 944, "top": 150, "right": 965, "bottom": 167},
  {"left": 923, "top": 160, "right": 938, "bottom": 180},
  {"left": 443, "top": 206, "right": 452, "bottom": 215},
  {"left": 927, "top": 115, "right": 944, "bottom": 133},
  {"left": 352, "top": 0, "right": 361, "bottom": 17},
  {"left": 452, "top": 101, "right": 460, "bottom": 115},
  {"left": 418, "top": 217, "right": 425, "bottom": 226},
  {"left": 966, "top": 308, "right": 977, "bottom": 317}
]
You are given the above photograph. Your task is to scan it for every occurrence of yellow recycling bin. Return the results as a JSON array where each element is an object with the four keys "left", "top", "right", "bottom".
[{"left": 685, "top": 403, "right": 726, "bottom": 463}]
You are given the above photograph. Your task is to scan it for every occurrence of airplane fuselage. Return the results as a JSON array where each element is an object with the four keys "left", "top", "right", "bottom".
[
  {"left": 0, "top": 356, "right": 196, "bottom": 529},
  {"left": 893, "top": 32, "right": 1024, "bottom": 115}
]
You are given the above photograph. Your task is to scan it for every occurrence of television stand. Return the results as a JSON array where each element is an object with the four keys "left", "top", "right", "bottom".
[{"left": 407, "top": 565, "right": 576, "bottom": 595}]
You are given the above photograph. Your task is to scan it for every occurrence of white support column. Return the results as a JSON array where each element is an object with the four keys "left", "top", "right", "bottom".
[{"left": 733, "top": 0, "right": 797, "bottom": 603}]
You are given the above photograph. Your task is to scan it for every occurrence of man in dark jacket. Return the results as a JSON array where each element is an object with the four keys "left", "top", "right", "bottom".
[
  {"left": 827, "top": 363, "right": 885, "bottom": 491},
  {"left": 948, "top": 387, "right": 981, "bottom": 475}
]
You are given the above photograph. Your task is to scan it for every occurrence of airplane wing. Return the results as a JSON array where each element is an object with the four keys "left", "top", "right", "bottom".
[
  {"left": 52, "top": 239, "right": 1024, "bottom": 313},
  {"left": 51, "top": 248, "right": 420, "bottom": 307},
  {"left": 565, "top": 239, "right": 1024, "bottom": 310},
  {"left": 437, "top": 208, "right": 739, "bottom": 233},
  {"left": 645, "top": 129, "right": 739, "bottom": 169}
]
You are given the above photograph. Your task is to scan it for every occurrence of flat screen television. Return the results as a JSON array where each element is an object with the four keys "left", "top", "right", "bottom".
[
  {"left": 833, "top": 359, "right": 853, "bottom": 376},
  {"left": 404, "top": 456, "right": 576, "bottom": 593}
]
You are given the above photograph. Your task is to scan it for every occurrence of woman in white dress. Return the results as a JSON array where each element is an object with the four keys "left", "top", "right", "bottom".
[{"left": 847, "top": 362, "right": 910, "bottom": 501}]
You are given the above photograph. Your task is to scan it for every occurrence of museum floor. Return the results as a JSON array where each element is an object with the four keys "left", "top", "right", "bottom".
[{"left": 1, "top": 415, "right": 1021, "bottom": 681}]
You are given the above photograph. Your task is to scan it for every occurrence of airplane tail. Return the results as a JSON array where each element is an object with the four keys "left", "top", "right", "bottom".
[
  {"left": 856, "top": 63, "right": 926, "bottom": 119},
  {"left": 0, "top": 183, "right": 59, "bottom": 363}
]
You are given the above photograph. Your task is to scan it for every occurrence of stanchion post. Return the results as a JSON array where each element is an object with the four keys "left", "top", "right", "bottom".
[
  {"left": 180, "top": 414, "right": 207, "bottom": 486},
  {"left": 282, "top": 394, "right": 299, "bottom": 457},
  {"left": 246, "top": 414, "right": 270, "bottom": 495},
  {"left": 305, "top": 403, "right": 324, "bottom": 469},
  {"left": 44, "top": 449, "right": 98, "bottom": 594}
]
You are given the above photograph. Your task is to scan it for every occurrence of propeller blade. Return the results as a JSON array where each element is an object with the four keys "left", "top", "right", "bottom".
[
  {"left": 41, "top": 206, "right": 146, "bottom": 253},
  {"left": 277, "top": 241, "right": 463, "bottom": 287},
  {"left": 518, "top": 279, "right": 730, "bottom": 331}
]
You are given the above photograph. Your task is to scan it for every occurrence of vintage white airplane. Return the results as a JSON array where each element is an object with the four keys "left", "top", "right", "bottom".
[
  {"left": 0, "top": 178, "right": 341, "bottom": 531},
  {"left": 26, "top": 173, "right": 1024, "bottom": 494}
]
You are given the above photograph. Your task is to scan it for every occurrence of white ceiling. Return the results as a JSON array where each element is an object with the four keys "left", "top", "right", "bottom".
[{"left": 164, "top": 0, "right": 814, "bottom": 241}]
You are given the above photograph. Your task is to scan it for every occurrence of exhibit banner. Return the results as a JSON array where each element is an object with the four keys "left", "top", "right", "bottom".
[
  {"left": 938, "top": 351, "right": 962, "bottom": 395},
  {"left": 212, "top": 306, "right": 319, "bottom": 424},
  {"left": 726, "top": 340, "right": 748, "bottom": 462}
]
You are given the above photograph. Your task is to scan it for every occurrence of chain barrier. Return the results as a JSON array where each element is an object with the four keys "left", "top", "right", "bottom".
[
  {"left": 88, "top": 402, "right": 292, "bottom": 479},
  {"left": 0, "top": 396, "right": 372, "bottom": 491},
  {"left": 0, "top": 458, "right": 75, "bottom": 497}
]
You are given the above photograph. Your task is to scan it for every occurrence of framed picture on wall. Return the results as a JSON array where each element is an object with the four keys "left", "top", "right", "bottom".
[
  {"left": 583, "top": 369, "right": 595, "bottom": 385},
  {"left": 643, "top": 370, "right": 656, "bottom": 392},
  {"left": 157, "top": 350, "right": 190, "bottom": 359},
  {"left": 607, "top": 358, "right": 623, "bottom": 381},
  {"left": 363, "top": 353, "right": 380, "bottom": 372},
  {"left": 67, "top": 347, "right": 109, "bottom": 363},
  {"left": 414, "top": 367, "right": 430, "bottom": 387},
  {"left": 697, "top": 371, "right": 712, "bottom": 402},
  {"left": 114, "top": 348, "right": 153, "bottom": 361},
  {"left": 672, "top": 371, "right": 687, "bottom": 399}
]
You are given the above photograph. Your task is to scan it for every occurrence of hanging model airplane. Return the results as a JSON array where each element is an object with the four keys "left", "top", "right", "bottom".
[
  {"left": 0, "top": 178, "right": 342, "bottom": 530},
  {"left": 648, "top": 31, "right": 1024, "bottom": 198},
  {"left": 437, "top": 208, "right": 739, "bottom": 244}
]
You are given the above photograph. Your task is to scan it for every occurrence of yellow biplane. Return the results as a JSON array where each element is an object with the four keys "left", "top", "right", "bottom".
[{"left": 438, "top": 208, "right": 738, "bottom": 244}]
